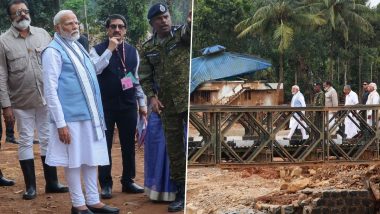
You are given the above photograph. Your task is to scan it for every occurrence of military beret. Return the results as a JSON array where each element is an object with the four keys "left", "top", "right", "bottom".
[{"left": 147, "top": 3, "right": 168, "bottom": 21}]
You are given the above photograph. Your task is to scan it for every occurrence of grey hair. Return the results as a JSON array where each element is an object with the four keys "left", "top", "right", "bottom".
[
  {"left": 292, "top": 85, "right": 300, "bottom": 91},
  {"left": 369, "top": 83, "right": 377, "bottom": 90},
  {"left": 344, "top": 85, "right": 351, "bottom": 90},
  {"left": 53, "top": 10, "right": 74, "bottom": 25}
]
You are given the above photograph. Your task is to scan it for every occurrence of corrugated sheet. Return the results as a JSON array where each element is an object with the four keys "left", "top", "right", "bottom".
[
  {"left": 201, "top": 45, "right": 226, "bottom": 55},
  {"left": 191, "top": 49, "right": 272, "bottom": 93}
]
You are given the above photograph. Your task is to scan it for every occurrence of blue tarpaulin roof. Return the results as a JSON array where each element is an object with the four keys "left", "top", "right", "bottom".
[{"left": 191, "top": 45, "right": 272, "bottom": 93}]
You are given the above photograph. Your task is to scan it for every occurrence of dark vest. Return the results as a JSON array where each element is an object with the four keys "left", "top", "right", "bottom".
[{"left": 94, "top": 40, "right": 138, "bottom": 111}]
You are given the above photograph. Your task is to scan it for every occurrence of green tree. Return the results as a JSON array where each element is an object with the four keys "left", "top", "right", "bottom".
[
  {"left": 308, "top": 0, "right": 374, "bottom": 80},
  {"left": 192, "top": 0, "right": 255, "bottom": 56},
  {"left": 234, "top": 0, "right": 325, "bottom": 88},
  {"left": 96, "top": 0, "right": 149, "bottom": 45},
  {"left": 0, "top": 0, "right": 60, "bottom": 34}
]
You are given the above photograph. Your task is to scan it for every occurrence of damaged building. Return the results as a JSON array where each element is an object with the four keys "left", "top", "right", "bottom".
[{"left": 190, "top": 45, "right": 282, "bottom": 105}]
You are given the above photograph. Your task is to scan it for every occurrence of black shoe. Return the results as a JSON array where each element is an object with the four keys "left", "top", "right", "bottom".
[
  {"left": 87, "top": 205, "right": 119, "bottom": 214},
  {"left": 19, "top": 159, "right": 37, "bottom": 200},
  {"left": 71, "top": 207, "right": 94, "bottom": 214},
  {"left": 0, "top": 176, "right": 15, "bottom": 186},
  {"left": 33, "top": 140, "right": 39, "bottom": 144},
  {"left": 45, "top": 182, "right": 69, "bottom": 193},
  {"left": 5, "top": 137, "right": 18, "bottom": 144},
  {"left": 41, "top": 156, "right": 69, "bottom": 193},
  {"left": 168, "top": 200, "right": 184, "bottom": 212},
  {"left": 100, "top": 185, "right": 112, "bottom": 199},
  {"left": 122, "top": 182, "right": 144, "bottom": 193},
  {"left": 168, "top": 182, "right": 185, "bottom": 212},
  {"left": 336, "top": 129, "right": 346, "bottom": 139}
]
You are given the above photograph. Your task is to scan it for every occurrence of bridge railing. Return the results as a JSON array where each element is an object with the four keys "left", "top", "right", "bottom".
[{"left": 188, "top": 105, "right": 380, "bottom": 165}]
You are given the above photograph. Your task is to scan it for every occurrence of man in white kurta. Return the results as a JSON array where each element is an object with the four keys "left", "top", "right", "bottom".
[
  {"left": 42, "top": 10, "right": 119, "bottom": 214},
  {"left": 366, "top": 83, "right": 380, "bottom": 126},
  {"left": 343, "top": 85, "right": 359, "bottom": 139},
  {"left": 285, "top": 85, "right": 308, "bottom": 140}
]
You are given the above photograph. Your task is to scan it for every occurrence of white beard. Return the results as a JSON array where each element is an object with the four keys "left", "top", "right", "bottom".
[
  {"left": 61, "top": 31, "right": 80, "bottom": 41},
  {"left": 12, "top": 19, "right": 31, "bottom": 30}
]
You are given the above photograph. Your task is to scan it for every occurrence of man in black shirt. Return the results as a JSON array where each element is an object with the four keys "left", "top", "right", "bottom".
[{"left": 362, "top": 81, "right": 370, "bottom": 104}]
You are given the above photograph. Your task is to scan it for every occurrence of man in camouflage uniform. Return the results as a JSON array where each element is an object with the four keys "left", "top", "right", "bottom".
[
  {"left": 313, "top": 83, "right": 324, "bottom": 134},
  {"left": 139, "top": 3, "right": 191, "bottom": 212}
]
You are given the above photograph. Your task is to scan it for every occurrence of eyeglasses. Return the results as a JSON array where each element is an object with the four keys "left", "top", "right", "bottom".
[
  {"left": 12, "top": 9, "right": 29, "bottom": 17},
  {"left": 109, "top": 24, "right": 126, "bottom": 30}
]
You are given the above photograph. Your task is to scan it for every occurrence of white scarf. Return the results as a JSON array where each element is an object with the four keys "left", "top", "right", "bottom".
[{"left": 54, "top": 33, "right": 105, "bottom": 140}]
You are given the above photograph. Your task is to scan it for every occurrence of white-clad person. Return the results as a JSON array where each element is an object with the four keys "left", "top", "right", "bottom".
[
  {"left": 343, "top": 85, "right": 359, "bottom": 139},
  {"left": 42, "top": 10, "right": 119, "bottom": 214},
  {"left": 284, "top": 85, "right": 308, "bottom": 141},
  {"left": 366, "top": 83, "right": 380, "bottom": 126}
]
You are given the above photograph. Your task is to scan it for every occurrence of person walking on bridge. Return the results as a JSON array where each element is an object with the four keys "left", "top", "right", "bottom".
[{"left": 284, "top": 85, "right": 308, "bottom": 141}]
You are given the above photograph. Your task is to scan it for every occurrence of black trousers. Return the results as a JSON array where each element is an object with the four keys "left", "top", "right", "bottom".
[
  {"left": 98, "top": 108, "right": 138, "bottom": 188},
  {"left": 0, "top": 109, "right": 14, "bottom": 140}
]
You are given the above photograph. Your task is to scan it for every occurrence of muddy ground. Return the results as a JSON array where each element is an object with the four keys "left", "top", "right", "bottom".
[
  {"left": 0, "top": 134, "right": 179, "bottom": 214},
  {"left": 186, "top": 163, "right": 380, "bottom": 213}
]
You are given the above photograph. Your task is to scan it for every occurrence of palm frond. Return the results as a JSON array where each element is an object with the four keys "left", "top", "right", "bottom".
[
  {"left": 343, "top": 10, "right": 374, "bottom": 34},
  {"left": 236, "top": 19, "right": 265, "bottom": 38},
  {"left": 329, "top": 6, "right": 337, "bottom": 29},
  {"left": 234, "top": 16, "right": 256, "bottom": 32},
  {"left": 273, "top": 21, "right": 294, "bottom": 53},
  {"left": 298, "top": 12, "right": 327, "bottom": 26},
  {"left": 336, "top": 14, "right": 349, "bottom": 41}
]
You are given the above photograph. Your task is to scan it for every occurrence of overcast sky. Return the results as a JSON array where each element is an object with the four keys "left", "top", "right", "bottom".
[{"left": 368, "top": 0, "right": 380, "bottom": 7}]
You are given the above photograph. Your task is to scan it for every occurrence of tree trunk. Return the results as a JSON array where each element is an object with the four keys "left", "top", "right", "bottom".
[
  {"left": 83, "top": 0, "right": 89, "bottom": 38},
  {"left": 277, "top": 53, "right": 284, "bottom": 90},
  {"left": 166, "top": 0, "right": 173, "bottom": 12},
  {"left": 337, "top": 57, "right": 340, "bottom": 83},
  {"left": 358, "top": 38, "right": 362, "bottom": 95},
  {"left": 53, "top": 0, "right": 60, "bottom": 12},
  {"left": 329, "top": 28, "right": 334, "bottom": 81},
  {"left": 344, "top": 61, "right": 347, "bottom": 86}
]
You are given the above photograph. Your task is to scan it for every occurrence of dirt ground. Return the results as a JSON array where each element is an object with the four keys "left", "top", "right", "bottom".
[
  {"left": 186, "top": 163, "right": 380, "bottom": 213},
  {"left": 0, "top": 135, "right": 180, "bottom": 214}
]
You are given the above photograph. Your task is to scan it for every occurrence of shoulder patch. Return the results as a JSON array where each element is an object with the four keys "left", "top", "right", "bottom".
[
  {"left": 172, "top": 25, "right": 184, "bottom": 32},
  {"left": 142, "top": 37, "right": 153, "bottom": 47}
]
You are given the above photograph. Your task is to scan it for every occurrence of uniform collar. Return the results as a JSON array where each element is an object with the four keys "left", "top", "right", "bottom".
[{"left": 152, "top": 28, "right": 174, "bottom": 45}]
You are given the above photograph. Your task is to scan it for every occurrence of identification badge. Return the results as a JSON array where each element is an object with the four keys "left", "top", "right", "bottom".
[
  {"left": 125, "top": 72, "right": 138, "bottom": 84},
  {"left": 121, "top": 76, "right": 133, "bottom": 90}
]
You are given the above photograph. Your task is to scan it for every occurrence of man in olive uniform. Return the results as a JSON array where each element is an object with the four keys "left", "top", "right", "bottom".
[
  {"left": 139, "top": 3, "right": 191, "bottom": 212},
  {"left": 313, "top": 83, "right": 325, "bottom": 132}
]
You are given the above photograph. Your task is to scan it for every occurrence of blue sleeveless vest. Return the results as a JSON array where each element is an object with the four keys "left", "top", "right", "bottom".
[
  {"left": 46, "top": 40, "right": 104, "bottom": 122},
  {"left": 94, "top": 40, "right": 138, "bottom": 111}
]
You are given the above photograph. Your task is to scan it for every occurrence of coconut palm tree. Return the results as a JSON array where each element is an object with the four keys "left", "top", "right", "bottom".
[
  {"left": 306, "top": 0, "right": 374, "bottom": 80},
  {"left": 234, "top": 0, "right": 325, "bottom": 88}
]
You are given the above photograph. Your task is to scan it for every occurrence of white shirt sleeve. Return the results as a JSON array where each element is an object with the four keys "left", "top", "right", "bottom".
[
  {"left": 90, "top": 47, "right": 146, "bottom": 107},
  {"left": 134, "top": 49, "right": 147, "bottom": 107},
  {"left": 42, "top": 48, "right": 66, "bottom": 128},
  {"left": 375, "top": 93, "right": 380, "bottom": 104},
  {"left": 353, "top": 92, "right": 359, "bottom": 105},
  {"left": 89, "top": 47, "right": 112, "bottom": 75}
]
